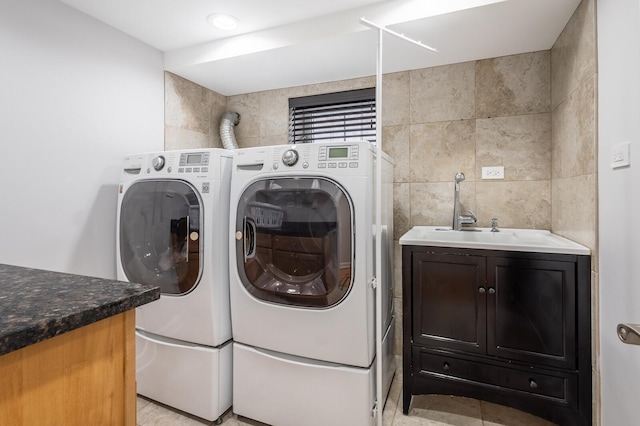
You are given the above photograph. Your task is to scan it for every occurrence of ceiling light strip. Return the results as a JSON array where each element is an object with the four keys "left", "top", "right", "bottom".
[{"left": 360, "top": 17, "right": 438, "bottom": 53}]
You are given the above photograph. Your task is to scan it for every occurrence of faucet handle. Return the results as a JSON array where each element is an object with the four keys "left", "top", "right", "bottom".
[
  {"left": 467, "top": 209, "right": 477, "bottom": 222},
  {"left": 491, "top": 217, "right": 499, "bottom": 232}
]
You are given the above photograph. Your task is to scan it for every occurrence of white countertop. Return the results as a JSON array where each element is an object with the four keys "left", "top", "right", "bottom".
[{"left": 399, "top": 226, "right": 590, "bottom": 255}]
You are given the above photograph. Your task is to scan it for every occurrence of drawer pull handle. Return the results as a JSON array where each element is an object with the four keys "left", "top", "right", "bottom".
[
  {"left": 443, "top": 362, "right": 450, "bottom": 371},
  {"left": 529, "top": 379, "right": 538, "bottom": 389}
]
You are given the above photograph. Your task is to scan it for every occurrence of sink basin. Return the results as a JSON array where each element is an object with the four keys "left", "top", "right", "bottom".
[{"left": 399, "top": 226, "right": 590, "bottom": 255}]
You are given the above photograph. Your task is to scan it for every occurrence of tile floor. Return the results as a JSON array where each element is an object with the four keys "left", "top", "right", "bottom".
[{"left": 136, "top": 359, "right": 556, "bottom": 426}]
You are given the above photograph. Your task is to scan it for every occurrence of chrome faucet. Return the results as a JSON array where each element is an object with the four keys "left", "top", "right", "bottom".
[{"left": 452, "top": 172, "right": 477, "bottom": 230}]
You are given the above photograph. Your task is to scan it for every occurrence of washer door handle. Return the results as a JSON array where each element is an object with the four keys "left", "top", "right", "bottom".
[
  {"left": 243, "top": 217, "right": 257, "bottom": 261},
  {"left": 185, "top": 215, "right": 190, "bottom": 263}
]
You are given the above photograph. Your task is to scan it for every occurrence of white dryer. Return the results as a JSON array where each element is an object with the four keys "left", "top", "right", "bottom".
[
  {"left": 116, "top": 149, "right": 232, "bottom": 422},
  {"left": 229, "top": 142, "right": 395, "bottom": 426}
]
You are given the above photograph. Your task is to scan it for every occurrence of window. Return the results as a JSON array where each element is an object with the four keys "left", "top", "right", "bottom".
[{"left": 288, "top": 88, "right": 376, "bottom": 144}]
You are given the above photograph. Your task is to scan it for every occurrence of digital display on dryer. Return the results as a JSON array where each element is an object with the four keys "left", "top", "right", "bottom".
[
  {"left": 186, "top": 154, "right": 202, "bottom": 165},
  {"left": 328, "top": 147, "right": 348, "bottom": 159}
]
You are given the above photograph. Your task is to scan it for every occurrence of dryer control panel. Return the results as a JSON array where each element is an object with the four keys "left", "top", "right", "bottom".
[
  {"left": 120, "top": 149, "right": 230, "bottom": 181},
  {"left": 232, "top": 142, "right": 376, "bottom": 178},
  {"left": 178, "top": 151, "right": 210, "bottom": 171},
  {"left": 262, "top": 142, "right": 374, "bottom": 174},
  {"left": 317, "top": 144, "right": 360, "bottom": 170}
]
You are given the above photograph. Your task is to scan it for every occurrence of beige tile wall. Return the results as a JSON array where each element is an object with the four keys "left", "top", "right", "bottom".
[
  {"left": 164, "top": 72, "right": 227, "bottom": 150},
  {"left": 550, "top": 0, "right": 599, "bottom": 423}
]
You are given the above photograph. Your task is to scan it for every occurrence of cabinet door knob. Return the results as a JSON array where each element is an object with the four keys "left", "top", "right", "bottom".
[
  {"left": 443, "top": 362, "right": 450, "bottom": 371},
  {"left": 488, "top": 287, "right": 496, "bottom": 294},
  {"left": 478, "top": 287, "right": 486, "bottom": 294},
  {"left": 529, "top": 379, "right": 538, "bottom": 389}
]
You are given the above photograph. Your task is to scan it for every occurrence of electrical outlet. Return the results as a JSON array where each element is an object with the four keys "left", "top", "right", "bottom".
[
  {"left": 482, "top": 166, "right": 504, "bottom": 179},
  {"left": 611, "top": 142, "right": 631, "bottom": 169}
]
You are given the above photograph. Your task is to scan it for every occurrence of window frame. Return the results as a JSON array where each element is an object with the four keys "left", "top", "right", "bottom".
[{"left": 288, "top": 88, "right": 376, "bottom": 144}]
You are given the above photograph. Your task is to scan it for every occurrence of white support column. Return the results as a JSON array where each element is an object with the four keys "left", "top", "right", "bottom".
[
  {"left": 374, "top": 25, "right": 384, "bottom": 426},
  {"left": 360, "top": 17, "right": 436, "bottom": 426}
]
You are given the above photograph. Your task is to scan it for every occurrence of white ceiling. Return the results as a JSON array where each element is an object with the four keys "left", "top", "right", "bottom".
[{"left": 58, "top": 0, "right": 581, "bottom": 96}]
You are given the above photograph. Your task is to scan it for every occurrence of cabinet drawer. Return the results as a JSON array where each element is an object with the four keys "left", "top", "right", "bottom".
[{"left": 414, "top": 349, "right": 577, "bottom": 403}]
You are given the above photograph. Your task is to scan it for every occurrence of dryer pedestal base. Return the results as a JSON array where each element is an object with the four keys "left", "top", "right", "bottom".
[
  {"left": 136, "top": 330, "right": 232, "bottom": 422},
  {"left": 233, "top": 333, "right": 395, "bottom": 426}
]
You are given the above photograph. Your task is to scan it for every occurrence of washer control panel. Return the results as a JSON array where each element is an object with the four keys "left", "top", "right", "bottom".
[
  {"left": 177, "top": 151, "right": 211, "bottom": 173},
  {"left": 317, "top": 144, "right": 360, "bottom": 169},
  {"left": 121, "top": 151, "right": 215, "bottom": 178}
]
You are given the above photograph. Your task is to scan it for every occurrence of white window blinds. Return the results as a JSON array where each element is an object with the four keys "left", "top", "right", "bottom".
[{"left": 289, "top": 88, "right": 376, "bottom": 144}]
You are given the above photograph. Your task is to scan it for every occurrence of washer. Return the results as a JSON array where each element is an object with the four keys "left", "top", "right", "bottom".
[
  {"left": 229, "top": 142, "right": 395, "bottom": 426},
  {"left": 116, "top": 149, "right": 232, "bottom": 422}
]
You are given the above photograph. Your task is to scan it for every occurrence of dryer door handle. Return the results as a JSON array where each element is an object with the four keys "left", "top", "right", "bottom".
[
  {"left": 244, "top": 217, "right": 257, "bottom": 261},
  {"left": 185, "top": 215, "right": 190, "bottom": 263}
]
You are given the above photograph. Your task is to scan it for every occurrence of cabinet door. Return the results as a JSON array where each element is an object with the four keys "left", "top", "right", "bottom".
[
  {"left": 412, "top": 252, "right": 486, "bottom": 354},
  {"left": 487, "top": 257, "right": 576, "bottom": 369}
]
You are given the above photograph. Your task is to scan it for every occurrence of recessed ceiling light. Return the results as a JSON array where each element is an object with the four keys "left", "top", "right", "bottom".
[{"left": 207, "top": 13, "right": 239, "bottom": 31}]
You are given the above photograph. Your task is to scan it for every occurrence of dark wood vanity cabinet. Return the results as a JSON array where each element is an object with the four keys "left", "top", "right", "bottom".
[{"left": 402, "top": 245, "right": 592, "bottom": 426}]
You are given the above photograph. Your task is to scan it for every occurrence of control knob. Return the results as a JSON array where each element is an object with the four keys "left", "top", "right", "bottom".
[
  {"left": 151, "top": 155, "right": 165, "bottom": 171},
  {"left": 282, "top": 149, "right": 299, "bottom": 167}
]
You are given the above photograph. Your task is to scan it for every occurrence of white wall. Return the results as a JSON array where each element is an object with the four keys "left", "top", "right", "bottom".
[
  {"left": 597, "top": 1, "right": 640, "bottom": 424},
  {"left": 0, "top": 0, "right": 164, "bottom": 278}
]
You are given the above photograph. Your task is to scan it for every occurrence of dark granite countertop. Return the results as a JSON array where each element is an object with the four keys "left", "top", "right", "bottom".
[{"left": 0, "top": 263, "right": 159, "bottom": 356}]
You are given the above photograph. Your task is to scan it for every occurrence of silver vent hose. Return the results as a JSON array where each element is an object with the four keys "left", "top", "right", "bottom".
[{"left": 219, "top": 111, "right": 240, "bottom": 150}]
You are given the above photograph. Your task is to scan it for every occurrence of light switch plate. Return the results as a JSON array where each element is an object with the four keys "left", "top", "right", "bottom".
[
  {"left": 482, "top": 166, "right": 504, "bottom": 179},
  {"left": 611, "top": 142, "right": 631, "bottom": 169}
]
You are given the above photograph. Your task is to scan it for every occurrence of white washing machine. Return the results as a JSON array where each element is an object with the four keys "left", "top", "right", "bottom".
[
  {"left": 229, "top": 142, "right": 395, "bottom": 426},
  {"left": 116, "top": 149, "right": 232, "bottom": 422}
]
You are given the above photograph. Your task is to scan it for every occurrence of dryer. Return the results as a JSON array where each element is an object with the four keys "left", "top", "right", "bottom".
[
  {"left": 116, "top": 149, "right": 232, "bottom": 422},
  {"left": 229, "top": 142, "right": 395, "bottom": 426}
]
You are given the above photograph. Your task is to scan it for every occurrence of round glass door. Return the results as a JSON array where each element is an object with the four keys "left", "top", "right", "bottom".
[
  {"left": 235, "top": 177, "right": 353, "bottom": 308},
  {"left": 120, "top": 180, "right": 202, "bottom": 295}
]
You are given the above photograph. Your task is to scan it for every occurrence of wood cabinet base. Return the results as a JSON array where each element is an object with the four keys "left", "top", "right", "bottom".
[
  {"left": 0, "top": 311, "right": 136, "bottom": 426},
  {"left": 402, "top": 246, "right": 592, "bottom": 426}
]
